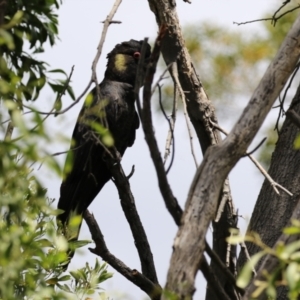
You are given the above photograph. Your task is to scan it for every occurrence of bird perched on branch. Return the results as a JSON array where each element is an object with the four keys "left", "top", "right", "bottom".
[{"left": 57, "top": 40, "right": 151, "bottom": 265}]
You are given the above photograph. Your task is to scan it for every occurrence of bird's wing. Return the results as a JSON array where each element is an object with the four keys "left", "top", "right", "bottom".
[
  {"left": 127, "top": 110, "right": 139, "bottom": 147},
  {"left": 58, "top": 119, "right": 111, "bottom": 225}
]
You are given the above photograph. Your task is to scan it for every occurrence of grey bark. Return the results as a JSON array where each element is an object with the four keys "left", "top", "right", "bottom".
[{"left": 161, "top": 13, "right": 300, "bottom": 299}]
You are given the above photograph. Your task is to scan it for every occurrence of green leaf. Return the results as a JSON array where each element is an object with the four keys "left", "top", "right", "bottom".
[
  {"left": 283, "top": 226, "right": 300, "bottom": 235},
  {"left": 226, "top": 234, "right": 245, "bottom": 245},
  {"left": 48, "top": 69, "right": 67, "bottom": 75},
  {"left": 67, "top": 85, "right": 75, "bottom": 100},
  {"left": 57, "top": 283, "right": 72, "bottom": 293},
  {"left": 1, "top": 10, "right": 24, "bottom": 30},
  {"left": 0, "top": 29, "right": 15, "bottom": 50},
  {"left": 46, "top": 277, "right": 58, "bottom": 285},
  {"left": 294, "top": 134, "right": 300, "bottom": 149},
  {"left": 69, "top": 240, "right": 91, "bottom": 251},
  {"left": 58, "top": 275, "right": 71, "bottom": 282},
  {"left": 278, "top": 240, "right": 300, "bottom": 260},
  {"left": 85, "top": 93, "right": 94, "bottom": 107},
  {"left": 286, "top": 262, "right": 300, "bottom": 290},
  {"left": 36, "top": 238, "right": 52, "bottom": 248},
  {"left": 102, "top": 132, "right": 114, "bottom": 147},
  {"left": 237, "top": 251, "right": 266, "bottom": 289}
]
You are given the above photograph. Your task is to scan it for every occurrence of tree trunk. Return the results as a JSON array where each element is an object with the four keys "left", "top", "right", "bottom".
[{"left": 238, "top": 80, "right": 300, "bottom": 298}]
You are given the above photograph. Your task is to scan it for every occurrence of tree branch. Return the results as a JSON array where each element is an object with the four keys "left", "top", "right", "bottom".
[
  {"left": 83, "top": 210, "right": 161, "bottom": 300},
  {"left": 105, "top": 153, "right": 159, "bottom": 285}
]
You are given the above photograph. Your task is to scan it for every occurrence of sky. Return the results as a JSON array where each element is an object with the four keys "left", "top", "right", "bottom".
[{"left": 33, "top": 0, "right": 284, "bottom": 299}]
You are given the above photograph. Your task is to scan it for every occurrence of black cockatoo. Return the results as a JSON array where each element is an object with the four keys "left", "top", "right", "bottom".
[{"left": 57, "top": 40, "right": 151, "bottom": 263}]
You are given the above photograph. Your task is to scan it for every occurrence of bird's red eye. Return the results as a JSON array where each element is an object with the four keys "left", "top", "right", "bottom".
[{"left": 133, "top": 52, "right": 140, "bottom": 59}]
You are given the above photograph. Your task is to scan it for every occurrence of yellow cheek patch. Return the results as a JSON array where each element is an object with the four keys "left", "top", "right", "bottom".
[{"left": 114, "top": 54, "right": 127, "bottom": 72}]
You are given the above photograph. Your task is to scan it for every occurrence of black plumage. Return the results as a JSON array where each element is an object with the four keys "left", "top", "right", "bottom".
[{"left": 57, "top": 40, "right": 151, "bottom": 253}]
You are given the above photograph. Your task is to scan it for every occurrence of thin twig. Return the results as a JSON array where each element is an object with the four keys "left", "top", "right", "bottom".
[
  {"left": 83, "top": 210, "right": 161, "bottom": 300},
  {"left": 126, "top": 165, "right": 135, "bottom": 179},
  {"left": 248, "top": 154, "right": 293, "bottom": 196},
  {"left": 101, "top": 20, "right": 122, "bottom": 24},
  {"left": 139, "top": 29, "right": 183, "bottom": 226},
  {"left": 151, "top": 62, "right": 173, "bottom": 96},
  {"left": 234, "top": 3, "right": 300, "bottom": 27},
  {"left": 273, "top": 0, "right": 291, "bottom": 21},
  {"left": 91, "top": 0, "right": 122, "bottom": 130},
  {"left": 158, "top": 85, "right": 175, "bottom": 174},
  {"left": 163, "top": 64, "right": 177, "bottom": 168},
  {"left": 240, "top": 241, "right": 257, "bottom": 276},
  {"left": 210, "top": 120, "right": 293, "bottom": 196},
  {"left": 242, "top": 137, "right": 266, "bottom": 157},
  {"left": 275, "top": 62, "right": 300, "bottom": 133},
  {"left": 169, "top": 63, "right": 198, "bottom": 168}
]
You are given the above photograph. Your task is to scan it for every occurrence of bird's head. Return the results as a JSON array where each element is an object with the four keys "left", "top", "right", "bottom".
[{"left": 104, "top": 39, "right": 151, "bottom": 86}]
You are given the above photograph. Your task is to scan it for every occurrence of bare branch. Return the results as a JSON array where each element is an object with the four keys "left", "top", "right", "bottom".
[
  {"left": 239, "top": 241, "right": 257, "bottom": 276},
  {"left": 105, "top": 152, "right": 159, "bottom": 284},
  {"left": 92, "top": 0, "right": 122, "bottom": 78},
  {"left": 234, "top": 2, "right": 300, "bottom": 27},
  {"left": 83, "top": 210, "right": 161, "bottom": 300},
  {"left": 274, "top": 62, "right": 300, "bottom": 133},
  {"left": 169, "top": 63, "right": 198, "bottom": 168},
  {"left": 248, "top": 154, "right": 293, "bottom": 196},
  {"left": 158, "top": 85, "right": 175, "bottom": 173},
  {"left": 136, "top": 29, "right": 183, "bottom": 226},
  {"left": 163, "top": 73, "right": 177, "bottom": 166}
]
